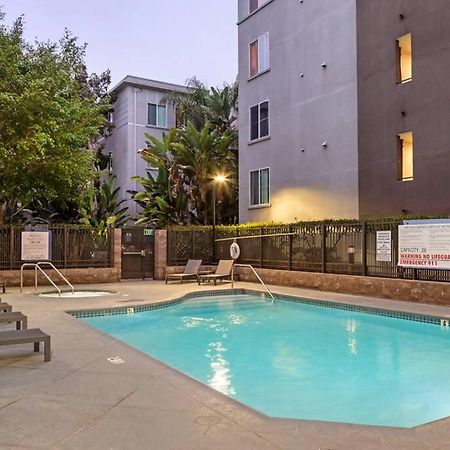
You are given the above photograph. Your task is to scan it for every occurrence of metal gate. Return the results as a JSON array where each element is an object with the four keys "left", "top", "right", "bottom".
[{"left": 121, "top": 227, "right": 155, "bottom": 279}]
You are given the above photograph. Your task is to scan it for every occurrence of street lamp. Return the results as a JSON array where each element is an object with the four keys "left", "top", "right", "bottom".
[{"left": 212, "top": 174, "right": 227, "bottom": 262}]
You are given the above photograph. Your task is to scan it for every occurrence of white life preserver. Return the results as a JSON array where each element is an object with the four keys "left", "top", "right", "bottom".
[{"left": 230, "top": 242, "right": 241, "bottom": 260}]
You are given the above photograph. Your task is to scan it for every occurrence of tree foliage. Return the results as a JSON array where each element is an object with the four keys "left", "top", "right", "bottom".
[
  {"left": 163, "top": 77, "right": 238, "bottom": 135},
  {"left": 80, "top": 176, "right": 129, "bottom": 245},
  {"left": 131, "top": 124, "right": 236, "bottom": 227},
  {"left": 132, "top": 78, "right": 239, "bottom": 227},
  {"left": 0, "top": 11, "right": 111, "bottom": 223}
]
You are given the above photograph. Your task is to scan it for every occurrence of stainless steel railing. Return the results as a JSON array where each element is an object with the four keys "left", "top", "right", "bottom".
[
  {"left": 20, "top": 262, "right": 74, "bottom": 296},
  {"left": 231, "top": 264, "right": 275, "bottom": 302}
]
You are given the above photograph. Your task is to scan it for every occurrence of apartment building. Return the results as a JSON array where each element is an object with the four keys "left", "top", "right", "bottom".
[
  {"left": 238, "top": 0, "right": 450, "bottom": 222},
  {"left": 104, "top": 76, "right": 188, "bottom": 216}
]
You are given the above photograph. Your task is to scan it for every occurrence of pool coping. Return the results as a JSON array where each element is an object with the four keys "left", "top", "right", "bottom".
[{"left": 67, "top": 288, "right": 450, "bottom": 328}]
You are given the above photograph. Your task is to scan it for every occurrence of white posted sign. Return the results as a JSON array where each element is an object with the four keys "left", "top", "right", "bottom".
[
  {"left": 376, "top": 231, "right": 392, "bottom": 262},
  {"left": 21, "top": 231, "right": 51, "bottom": 261},
  {"left": 398, "top": 224, "right": 450, "bottom": 269}
]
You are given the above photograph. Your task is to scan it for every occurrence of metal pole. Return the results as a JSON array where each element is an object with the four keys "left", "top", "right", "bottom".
[
  {"left": 362, "top": 222, "right": 367, "bottom": 276},
  {"left": 321, "top": 224, "right": 327, "bottom": 274},
  {"left": 288, "top": 225, "right": 293, "bottom": 271},
  {"left": 212, "top": 185, "right": 216, "bottom": 263}
]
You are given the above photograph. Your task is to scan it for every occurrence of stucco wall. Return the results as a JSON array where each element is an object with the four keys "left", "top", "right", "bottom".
[
  {"left": 105, "top": 84, "right": 179, "bottom": 217},
  {"left": 238, "top": 0, "right": 359, "bottom": 223},
  {"left": 357, "top": 0, "right": 450, "bottom": 217}
]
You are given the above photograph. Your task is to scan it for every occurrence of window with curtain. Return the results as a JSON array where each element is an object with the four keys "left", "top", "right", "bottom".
[
  {"left": 249, "top": 33, "right": 269, "bottom": 78},
  {"left": 397, "top": 132, "right": 414, "bottom": 181},
  {"left": 250, "top": 168, "right": 270, "bottom": 206},
  {"left": 148, "top": 103, "right": 167, "bottom": 127},
  {"left": 397, "top": 34, "right": 412, "bottom": 84}
]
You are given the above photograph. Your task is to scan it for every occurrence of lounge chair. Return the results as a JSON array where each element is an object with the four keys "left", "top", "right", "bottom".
[
  {"left": 0, "top": 328, "right": 51, "bottom": 361},
  {"left": 0, "top": 302, "right": 12, "bottom": 313},
  {"left": 198, "top": 260, "right": 234, "bottom": 286},
  {"left": 0, "top": 312, "right": 28, "bottom": 330},
  {"left": 165, "top": 259, "right": 202, "bottom": 284}
]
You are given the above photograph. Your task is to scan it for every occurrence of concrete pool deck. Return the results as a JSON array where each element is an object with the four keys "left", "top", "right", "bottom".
[{"left": 0, "top": 280, "right": 449, "bottom": 449}]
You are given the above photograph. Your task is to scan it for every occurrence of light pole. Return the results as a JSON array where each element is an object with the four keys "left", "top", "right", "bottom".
[{"left": 212, "top": 175, "right": 227, "bottom": 262}]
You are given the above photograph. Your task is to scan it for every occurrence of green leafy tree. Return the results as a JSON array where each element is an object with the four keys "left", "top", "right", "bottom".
[{"left": 0, "top": 11, "right": 111, "bottom": 223}]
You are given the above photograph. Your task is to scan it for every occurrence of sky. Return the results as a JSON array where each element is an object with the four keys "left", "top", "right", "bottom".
[{"left": 1, "top": 0, "right": 238, "bottom": 89}]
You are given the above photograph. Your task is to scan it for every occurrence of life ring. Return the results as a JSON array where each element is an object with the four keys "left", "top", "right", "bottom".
[{"left": 230, "top": 242, "right": 241, "bottom": 260}]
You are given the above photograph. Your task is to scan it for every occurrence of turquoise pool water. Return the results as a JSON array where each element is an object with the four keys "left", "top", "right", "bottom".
[{"left": 81, "top": 294, "right": 450, "bottom": 427}]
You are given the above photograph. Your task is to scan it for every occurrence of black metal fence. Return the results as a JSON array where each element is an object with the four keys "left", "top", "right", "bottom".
[
  {"left": 167, "top": 221, "right": 450, "bottom": 283},
  {"left": 0, "top": 225, "right": 113, "bottom": 271}
]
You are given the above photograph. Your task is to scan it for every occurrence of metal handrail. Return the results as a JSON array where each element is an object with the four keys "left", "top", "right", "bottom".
[
  {"left": 20, "top": 262, "right": 74, "bottom": 296},
  {"left": 37, "top": 262, "right": 74, "bottom": 294},
  {"left": 231, "top": 263, "right": 275, "bottom": 303},
  {"left": 21, "top": 264, "right": 61, "bottom": 295}
]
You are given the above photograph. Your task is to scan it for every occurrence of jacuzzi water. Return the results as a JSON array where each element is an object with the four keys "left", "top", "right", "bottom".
[
  {"left": 81, "top": 294, "right": 450, "bottom": 427},
  {"left": 39, "top": 290, "right": 113, "bottom": 298}
]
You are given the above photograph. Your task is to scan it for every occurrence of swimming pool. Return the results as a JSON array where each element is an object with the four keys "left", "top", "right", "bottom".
[{"left": 79, "top": 293, "right": 450, "bottom": 428}]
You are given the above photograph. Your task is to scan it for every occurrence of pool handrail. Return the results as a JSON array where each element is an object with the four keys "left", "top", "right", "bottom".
[
  {"left": 20, "top": 262, "right": 74, "bottom": 296},
  {"left": 231, "top": 264, "right": 275, "bottom": 302}
]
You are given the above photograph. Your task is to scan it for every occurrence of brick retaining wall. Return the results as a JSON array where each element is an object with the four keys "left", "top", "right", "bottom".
[
  {"left": 235, "top": 267, "right": 450, "bottom": 306},
  {"left": 1, "top": 267, "right": 120, "bottom": 288},
  {"left": 165, "top": 265, "right": 450, "bottom": 306}
]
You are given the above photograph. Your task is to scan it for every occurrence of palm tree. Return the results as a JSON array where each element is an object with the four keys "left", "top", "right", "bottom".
[
  {"left": 163, "top": 77, "right": 238, "bottom": 134},
  {"left": 79, "top": 175, "right": 129, "bottom": 246},
  {"left": 132, "top": 123, "right": 236, "bottom": 227},
  {"left": 173, "top": 122, "right": 236, "bottom": 224},
  {"left": 130, "top": 129, "right": 191, "bottom": 226}
]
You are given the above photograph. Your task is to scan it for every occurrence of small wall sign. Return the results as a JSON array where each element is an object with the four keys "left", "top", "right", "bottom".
[
  {"left": 376, "top": 231, "right": 392, "bottom": 262},
  {"left": 21, "top": 231, "right": 51, "bottom": 261}
]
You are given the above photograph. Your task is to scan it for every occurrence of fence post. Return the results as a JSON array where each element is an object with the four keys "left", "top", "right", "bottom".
[
  {"left": 288, "top": 225, "right": 293, "bottom": 271},
  {"left": 260, "top": 227, "right": 264, "bottom": 268},
  {"left": 64, "top": 226, "right": 68, "bottom": 269},
  {"left": 9, "top": 226, "right": 14, "bottom": 270},
  {"left": 211, "top": 227, "right": 216, "bottom": 264},
  {"left": 321, "top": 224, "right": 327, "bottom": 274},
  {"left": 166, "top": 229, "right": 171, "bottom": 266},
  {"left": 362, "top": 222, "right": 367, "bottom": 276}
]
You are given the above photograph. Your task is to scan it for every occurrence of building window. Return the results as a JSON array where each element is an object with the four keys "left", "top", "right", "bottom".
[
  {"left": 397, "top": 132, "right": 413, "bottom": 181},
  {"left": 250, "top": 168, "right": 270, "bottom": 206},
  {"left": 250, "top": 100, "right": 270, "bottom": 141},
  {"left": 249, "top": 33, "right": 269, "bottom": 78},
  {"left": 249, "top": 0, "right": 269, "bottom": 14},
  {"left": 397, "top": 34, "right": 412, "bottom": 83},
  {"left": 148, "top": 103, "right": 167, "bottom": 128}
]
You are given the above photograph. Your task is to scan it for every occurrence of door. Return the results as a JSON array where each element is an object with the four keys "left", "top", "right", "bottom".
[{"left": 121, "top": 227, "right": 155, "bottom": 279}]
